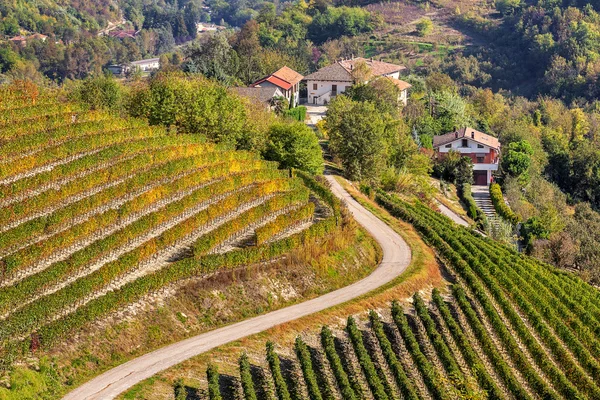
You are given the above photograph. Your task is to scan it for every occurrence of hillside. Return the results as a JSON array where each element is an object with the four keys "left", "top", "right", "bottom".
[
  {"left": 0, "top": 88, "right": 336, "bottom": 361},
  {"left": 184, "top": 190, "right": 600, "bottom": 399}
]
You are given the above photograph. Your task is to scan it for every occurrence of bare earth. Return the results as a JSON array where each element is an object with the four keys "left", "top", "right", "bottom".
[{"left": 63, "top": 174, "right": 412, "bottom": 400}]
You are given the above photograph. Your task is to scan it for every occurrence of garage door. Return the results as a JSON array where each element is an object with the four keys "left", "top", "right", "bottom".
[{"left": 474, "top": 171, "right": 488, "bottom": 186}]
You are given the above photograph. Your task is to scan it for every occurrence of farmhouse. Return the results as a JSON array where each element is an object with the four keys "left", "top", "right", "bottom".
[
  {"left": 9, "top": 33, "right": 48, "bottom": 47},
  {"left": 251, "top": 66, "right": 304, "bottom": 107},
  {"left": 304, "top": 57, "right": 409, "bottom": 105},
  {"left": 107, "top": 57, "right": 160, "bottom": 76},
  {"left": 433, "top": 127, "right": 500, "bottom": 185}
]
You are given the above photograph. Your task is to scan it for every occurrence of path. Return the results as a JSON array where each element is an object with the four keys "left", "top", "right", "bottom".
[
  {"left": 435, "top": 200, "right": 469, "bottom": 227},
  {"left": 305, "top": 105, "right": 327, "bottom": 127},
  {"left": 63, "top": 175, "right": 412, "bottom": 400}
]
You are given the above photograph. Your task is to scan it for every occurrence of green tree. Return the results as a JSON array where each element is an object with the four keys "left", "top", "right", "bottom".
[
  {"left": 73, "top": 74, "right": 122, "bottom": 110},
  {"left": 501, "top": 140, "right": 534, "bottom": 180},
  {"left": 183, "top": 32, "right": 239, "bottom": 84},
  {"left": 326, "top": 96, "right": 387, "bottom": 181},
  {"left": 264, "top": 122, "right": 324, "bottom": 174},
  {"left": 415, "top": 18, "right": 433, "bottom": 37}
]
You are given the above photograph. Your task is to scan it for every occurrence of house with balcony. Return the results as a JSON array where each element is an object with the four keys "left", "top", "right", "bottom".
[
  {"left": 303, "top": 57, "right": 409, "bottom": 105},
  {"left": 433, "top": 127, "right": 500, "bottom": 185},
  {"left": 251, "top": 66, "right": 304, "bottom": 107}
]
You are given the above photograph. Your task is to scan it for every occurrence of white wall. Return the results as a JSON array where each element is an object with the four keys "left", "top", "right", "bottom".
[
  {"left": 259, "top": 81, "right": 299, "bottom": 107},
  {"left": 307, "top": 80, "right": 352, "bottom": 105},
  {"left": 437, "top": 138, "right": 492, "bottom": 154}
]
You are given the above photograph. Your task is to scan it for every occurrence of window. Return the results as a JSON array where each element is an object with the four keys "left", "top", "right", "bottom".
[
  {"left": 445, "top": 144, "right": 452, "bottom": 148},
  {"left": 477, "top": 144, "right": 484, "bottom": 148},
  {"left": 332, "top": 84, "right": 337, "bottom": 94},
  {"left": 476, "top": 156, "right": 485, "bottom": 163},
  {"left": 313, "top": 83, "right": 317, "bottom": 90},
  {"left": 462, "top": 139, "right": 469, "bottom": 147}
]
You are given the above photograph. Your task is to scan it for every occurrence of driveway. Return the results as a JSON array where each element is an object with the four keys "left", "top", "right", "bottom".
[
  {"left": 305, "top": 105, "right": 327, "bottom": 126},
  {"left": 63, "top": 175, "right": 412, "bottom": 400}
]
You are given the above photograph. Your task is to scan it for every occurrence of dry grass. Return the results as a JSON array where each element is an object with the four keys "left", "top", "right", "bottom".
[{"left": 118, "top": 177, "right": 443, "bottom": 399}]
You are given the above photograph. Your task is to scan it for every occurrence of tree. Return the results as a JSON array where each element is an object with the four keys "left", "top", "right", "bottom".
[
  {"left": 183, "top": 32, "right": 239, "bottom": 84},
  {"left": 495, "top": 0, "right": 521, "bottom": 15},
  {"left": 263, "top": 122, "right": 324, "bottom": 174},
  {"left": 127, "top": 72, "right": 255, "bottom": 149},
  {"left": 433, "top": 150, "right": 473, "bottom": 184},
  {"left": 326, "top": 96, "right": 387, "bottom": 181},
  {"left": 415, "top": 18, "right": 433, "bottom": 37},
  {"left": 501, "top": 140, "right": 534, "bottom": 180},
  {"left": 73, "top": 74, "right": 122, "bottom": 110}
]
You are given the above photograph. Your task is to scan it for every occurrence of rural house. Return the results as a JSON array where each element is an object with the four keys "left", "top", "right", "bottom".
[
  {"left": 304, "top": 57, "right": 409, "bottom": 105},
  {"left": 433, "top": 127, "right": 500, "bottom": 185},
  {"left": 251, "top": 66, "right": 304, "bottom": 107},
  {"left": 107, "top": 57, "right": 161, "bottom": 76}
]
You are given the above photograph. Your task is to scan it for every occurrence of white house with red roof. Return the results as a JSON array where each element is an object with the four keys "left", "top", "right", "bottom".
[
  {"left": 303, "top": 57, "right": 410, "bottom": 105},
  {"left": 433, "top": 127, "right": 501, "bottom": 185},
  {"left": 251, "top": 66, "right": 304, "bottom": 107}
]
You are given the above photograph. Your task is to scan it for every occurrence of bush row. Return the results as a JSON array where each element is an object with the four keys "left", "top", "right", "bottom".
[
  {"left": 489, "top": 183, "right": 519, "bottom": 224},
  {"left": 266, "top": 341, "right": 291, "bottom": 400},
  {"left": 0, "top": 167, "right": 278, "bottom": 314},
  {"left": 368, "top": 311, "right": 419, "bottom": 400},
  {"left": 457, "top": 183, "right": 488, "bottom": 231},
  {"left": 0, "top": 180, "right": 296, "bottom": 340},
  {"left": 1, "top": 134, "right": 202, "bottom": 201},
  {"left": 295, "top": 337, "right": 323, "bottom": 400},
  {"left": 239, "top": 353, "right": 258, "bottom": 400},
  {"left": 0, "top": 125, "right": 161, "bottom": 181},
  {"left": 320, "top": 326, "right": 357, "bottom": 400},
  {"left": 255, "top": 203, "right": 315, "bottom": 245},
  {"left": 0, "top": 150, "right": 269, "bottom": 254},
  {"left": 207, "top": 363, "right": 222, "bottom": 400}
]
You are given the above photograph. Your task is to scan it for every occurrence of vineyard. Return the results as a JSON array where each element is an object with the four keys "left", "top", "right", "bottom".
[
  {"left": 0, "top": 91, "right": 337, "bottom": 358},
  {"left": 197, "top": 190, "right": 600, "bottom": 399}
]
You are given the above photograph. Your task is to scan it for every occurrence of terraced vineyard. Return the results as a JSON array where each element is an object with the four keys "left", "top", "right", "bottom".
[
  {"left": 199, "top": 190, "right": 600, "bottom": 399},
  {"left": 0, "top": 92, "right": 337, "bottom": 355}
]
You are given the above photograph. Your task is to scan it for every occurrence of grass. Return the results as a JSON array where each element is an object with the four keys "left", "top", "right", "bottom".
[{"left": 116, "top": 176, "right": 442, "bottom": 399}]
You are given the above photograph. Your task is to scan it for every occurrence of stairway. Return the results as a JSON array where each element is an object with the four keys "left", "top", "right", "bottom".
[
  {"left": 471, "top": 186, "right": 496, "bottom": 219},
  {"left": 471, "top": 185, "right": 501, "bottom": 230}
]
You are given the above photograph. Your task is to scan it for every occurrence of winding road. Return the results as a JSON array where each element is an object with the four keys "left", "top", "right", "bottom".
[{"left": 63, "top": 175, "right": 412, "bottom": 400}]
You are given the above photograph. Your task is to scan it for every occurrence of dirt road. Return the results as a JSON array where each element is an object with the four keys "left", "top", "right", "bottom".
[{"left": 63, "top": 175, "right": 412, "bottom": 400}]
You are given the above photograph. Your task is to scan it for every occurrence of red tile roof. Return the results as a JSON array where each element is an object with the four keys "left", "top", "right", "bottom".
[
  {"left": 272, "top": 66, "right": 304, "bottom": 86},
  {"left": 433, "top": 127, "right": 500, "bottom": 150},
  {"left": 251, "top": 66, "right": 304, "bottom": 91},
  {"left": 386, "top": 77, "right": 412, "bottom": 91}
]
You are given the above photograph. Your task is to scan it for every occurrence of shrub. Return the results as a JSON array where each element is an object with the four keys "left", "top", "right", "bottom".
[
  {"left": 266, "top": 341, "right": 291, "bottom": 400},
  {"left": 239, "top": 353, "right": 258, "bottom": 400},
  {"left": 284, "top": 106, "right": 307, "bottom": 122},
  {"left": 207, "top": 363, "right": 222, "bottom": 400},
  {"left": 416, "top": 18, "right": 433, "bottom": 36},
  {"left": 174, "top": 378, "right": 187, "bottom": 400},
  {"left": 458, "top": 183, "right": 488, "bottom": 231},
  {"left": 489, "top": 183, "right": 519, "bottom": 224}
]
